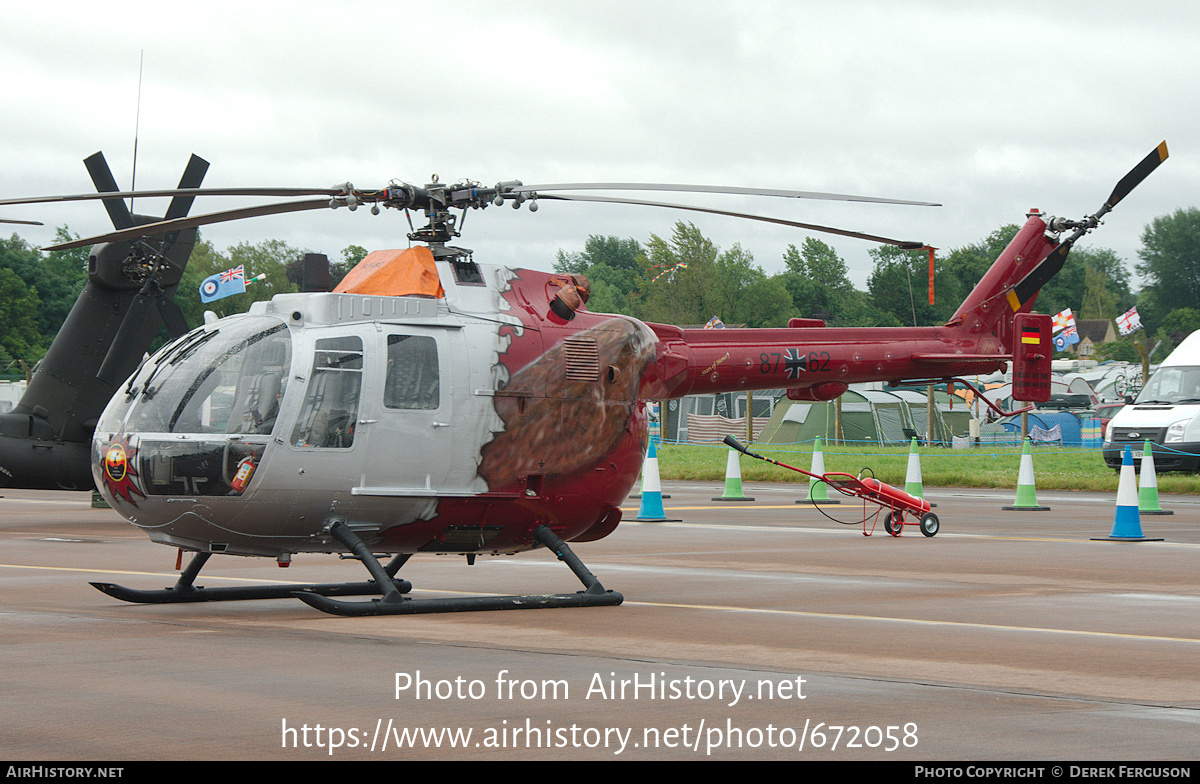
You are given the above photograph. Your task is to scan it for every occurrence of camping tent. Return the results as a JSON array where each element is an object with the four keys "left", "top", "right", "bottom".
[
  {"left": 891, "top": 389, "right": 954, "bottom": 444},
  {"left": 758, "top": 387, "right": 916, "bottom": 446},
  {"left": 980, "top": 411, "right": 1086, "bottom": 446}
]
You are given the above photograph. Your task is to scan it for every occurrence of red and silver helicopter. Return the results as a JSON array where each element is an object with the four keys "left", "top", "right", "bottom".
[{"left": 0, "top": 142, "right": 1167, "bottom": 616}]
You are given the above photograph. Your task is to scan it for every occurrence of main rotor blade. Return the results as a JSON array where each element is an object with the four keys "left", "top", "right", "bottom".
[
  {"left": 536, "top": 193, "right": 927, "bottom": 249},
  {"left": 43, "top": 198, "right": 334, "bottom": 251},
  {"left": 0, "top": 217, "right": 43, "bottom": 225},
  {"left": 0, "top": 185, "right": 341, "bottom": 209},
  {"left": 516, "top": 182, "right": 940, "bottom": 207},
  {"left": 1105, "top": 140, "right": 1168, "bottom": 212}
]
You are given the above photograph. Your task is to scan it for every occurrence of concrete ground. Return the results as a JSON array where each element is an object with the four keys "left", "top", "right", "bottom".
[{"left": 1, "top": 482, "right": 1197, "bottom": 760}]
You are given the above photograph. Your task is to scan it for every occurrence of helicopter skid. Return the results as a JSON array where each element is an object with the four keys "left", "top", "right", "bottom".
[
  {"left": 90, "top": 546, "right": 414, "bottom": 605},
  {"left": 294, "top": 585, "right": 622, "bottom": 617},
  {"left": 89, "top": 577, "right": 413, "bottom": 605},
  {"left": 90, "top": 523, "right": 622, "bottom": 616},
  {"left": 294, "top": 521, "right": 622, "bottom": 617}
]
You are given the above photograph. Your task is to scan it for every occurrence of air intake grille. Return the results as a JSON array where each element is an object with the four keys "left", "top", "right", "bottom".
[{"left": 563, "top": 336, "right": 600, "bottom": 382}]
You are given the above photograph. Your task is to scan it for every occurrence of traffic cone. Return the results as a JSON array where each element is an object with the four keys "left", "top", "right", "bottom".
[
  {"left": 903, "top": 437, "right": 935, "bottom": 507},
  {"left": 797, "top": 437, "right": 839, "bottom": 504},
  {"left": 1002, "top": 438, "right": 1050, "bottom": 510},
  {"left": 712, "top": 448, "right": 755, "bottom": 501},
  {"left": 635, "top": 441, "right": 681, "bottom": 522},
  {"left": 1138, "top": 440, "right": 1173, "bottom": 515},
  {"left": 629, "top": 439, "right": 668, "bottom": 499},
  {"left": 1094, "top": 445, "right": 1163, "bottom": 541}
]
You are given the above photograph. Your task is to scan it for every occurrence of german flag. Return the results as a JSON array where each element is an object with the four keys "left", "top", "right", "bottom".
[{"left": 1021, "top": 324, "right": 1041, "bottom": 345}]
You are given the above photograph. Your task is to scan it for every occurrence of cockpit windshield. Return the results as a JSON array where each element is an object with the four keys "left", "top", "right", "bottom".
[{"left": 100, "top": 316, "right": 292, "bottom": 436}]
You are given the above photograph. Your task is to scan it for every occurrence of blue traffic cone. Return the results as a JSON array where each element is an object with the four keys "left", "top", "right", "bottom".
[
  {"left": 636, "top": 441, "right": 681, "bottom": 522},
  {"left": 1094, "top": 445, "right": 1163, "bottom": 542}
]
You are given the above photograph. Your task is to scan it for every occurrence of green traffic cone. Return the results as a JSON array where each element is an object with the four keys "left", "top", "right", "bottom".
[
  {"left": 904, "top": 437, "right": 924, "bottom": 498},
  {"left": 1138, "top": 440, "right": 1173, "bottom": 515},
  {"left": 904, "top": 437, "right": 935, "bottom": 507},
  {"left": 713, "top": 448, "right": 755, "bottom": 501},
  {"left": 1003, "top": 438, "right": 1050, "bottom": 511}
]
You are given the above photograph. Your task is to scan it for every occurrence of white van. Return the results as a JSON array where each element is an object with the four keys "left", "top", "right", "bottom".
[{"left": 1103, "top": 330, "right": 1200, "bottom": 471}]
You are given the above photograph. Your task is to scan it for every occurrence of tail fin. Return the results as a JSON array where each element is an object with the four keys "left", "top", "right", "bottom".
[
  {"left": 948, "top": 142, "right": 1168, "bottom": 356},
  {"left": 947, "top": 214, "right": 1061, "bottom": 355}
]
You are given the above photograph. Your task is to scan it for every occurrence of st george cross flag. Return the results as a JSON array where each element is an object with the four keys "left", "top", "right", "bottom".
[
  {"left": 199, "top": 265, "right": 247, "bottom": 303},
  {"left": 1116, "top": 306, "right": 1142, "bottom": 336},
  {"left": 1051, "top": 308, "right": 1076, "bottom": 334}
]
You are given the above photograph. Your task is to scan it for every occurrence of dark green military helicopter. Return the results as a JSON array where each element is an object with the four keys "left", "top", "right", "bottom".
[{"left": 0, "top": 152, "right": 207, "bottom": 490}]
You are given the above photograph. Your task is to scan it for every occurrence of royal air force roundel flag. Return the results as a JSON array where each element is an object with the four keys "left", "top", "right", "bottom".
[
  {"left": 1054, "top": 325, "right": 1080, "bottom": 351},
  {"left": 199, "top": 265, "right": 247, "bottom": 303}
]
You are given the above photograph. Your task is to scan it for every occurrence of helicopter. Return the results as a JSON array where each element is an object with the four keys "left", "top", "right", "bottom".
[
  {"left": 0, "top": 152, "right": 207, "bottom": 491},
  {"left": 0, "top": 142, "right": 1167, "bottom": 616}
]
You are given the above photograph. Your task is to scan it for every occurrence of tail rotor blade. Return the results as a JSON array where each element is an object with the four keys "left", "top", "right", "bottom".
[
  {"left": 1105, "top": 141, "right": 1168, "bottom": 212},
  {"left": 97, "top": 289, "right": 159, "bottom": 386},
  {"left": 156, "top": 292, "right": 189, "bottom": 338}
]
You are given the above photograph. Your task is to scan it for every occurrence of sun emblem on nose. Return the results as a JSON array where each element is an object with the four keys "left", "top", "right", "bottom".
[{"left": 101, "top": 436, "right": 144, "bottom": 505}]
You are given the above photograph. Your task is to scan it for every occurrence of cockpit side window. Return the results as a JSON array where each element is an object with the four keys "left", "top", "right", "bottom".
[
  {"left": 384, "top": 334, "right": 440, "bottom": 410},
  {"left": 290, "top": 336, "right": 364, "bottom": 448}
]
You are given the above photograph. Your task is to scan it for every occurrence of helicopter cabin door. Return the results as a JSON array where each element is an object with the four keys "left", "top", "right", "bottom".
[{"left": 351, "top": 326, "right": 466, "bottom": 497}]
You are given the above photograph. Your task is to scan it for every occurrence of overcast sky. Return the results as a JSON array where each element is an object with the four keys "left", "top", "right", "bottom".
[{"left": 1, "top": 1, "right": 1195, "bottom": 293}]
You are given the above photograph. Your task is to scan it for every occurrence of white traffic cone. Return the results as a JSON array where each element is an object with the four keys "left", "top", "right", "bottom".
[
  {"left": 712, "top": 448, "right": 755, "bottom": 501},
  {"left": 797, "top": 437, "right": 839, "bottom": 504}
]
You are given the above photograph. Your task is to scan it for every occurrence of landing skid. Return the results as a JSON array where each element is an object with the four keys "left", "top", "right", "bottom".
[
  {"left": 90, "top": 550, "right": 413, "bottom": 604},
  {"left": 294, "top": 522, "right": 622, "bottom": 616},
  {"left": 90, "top": 523, "right": 623, "bottom": 616}
]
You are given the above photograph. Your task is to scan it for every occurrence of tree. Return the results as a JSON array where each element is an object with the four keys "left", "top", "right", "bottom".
[
  {"left": 555, "top": 235, "right": 644, "bottom": 315},
  {"left": 635, "top": 222, "right": 719, "bottom": 325},
  {"left": 1151, "top": 307, "right": 1200, "bottom": 355},
  {"left": 631, "top": 222, "right": 790, "bottom": 327},
  {"left": 1038, "top": 246, "right": 1132, "bottom": 320},
  {"left": 0, "top": 266, "right": 44, "bottom": 363},
  {"left": 1136, "top": 207, "right": 1200, "bottom": 314},
  {"left": 0, "top": 229, "right": 87, "bottom": 340},
  {"left": 867, "top": 245, "right": 946, "bottom": 326},
  {"left": 779, "top": 238, "right": 856, "bottom": 324}
]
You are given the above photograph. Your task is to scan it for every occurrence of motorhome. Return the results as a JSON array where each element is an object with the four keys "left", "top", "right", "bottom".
[{"left": 1103, "top": 330, "right": 1200, "bottom": 471}]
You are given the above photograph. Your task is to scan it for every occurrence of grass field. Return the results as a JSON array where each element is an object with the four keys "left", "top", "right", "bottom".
[{"left": 655, "top": 441, "right": 1200, "bottom": 495}]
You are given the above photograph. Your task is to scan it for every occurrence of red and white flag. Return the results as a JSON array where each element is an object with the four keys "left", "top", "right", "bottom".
[{"left": 1052, "top": 308, "right": 1076, "bottom": 334}]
